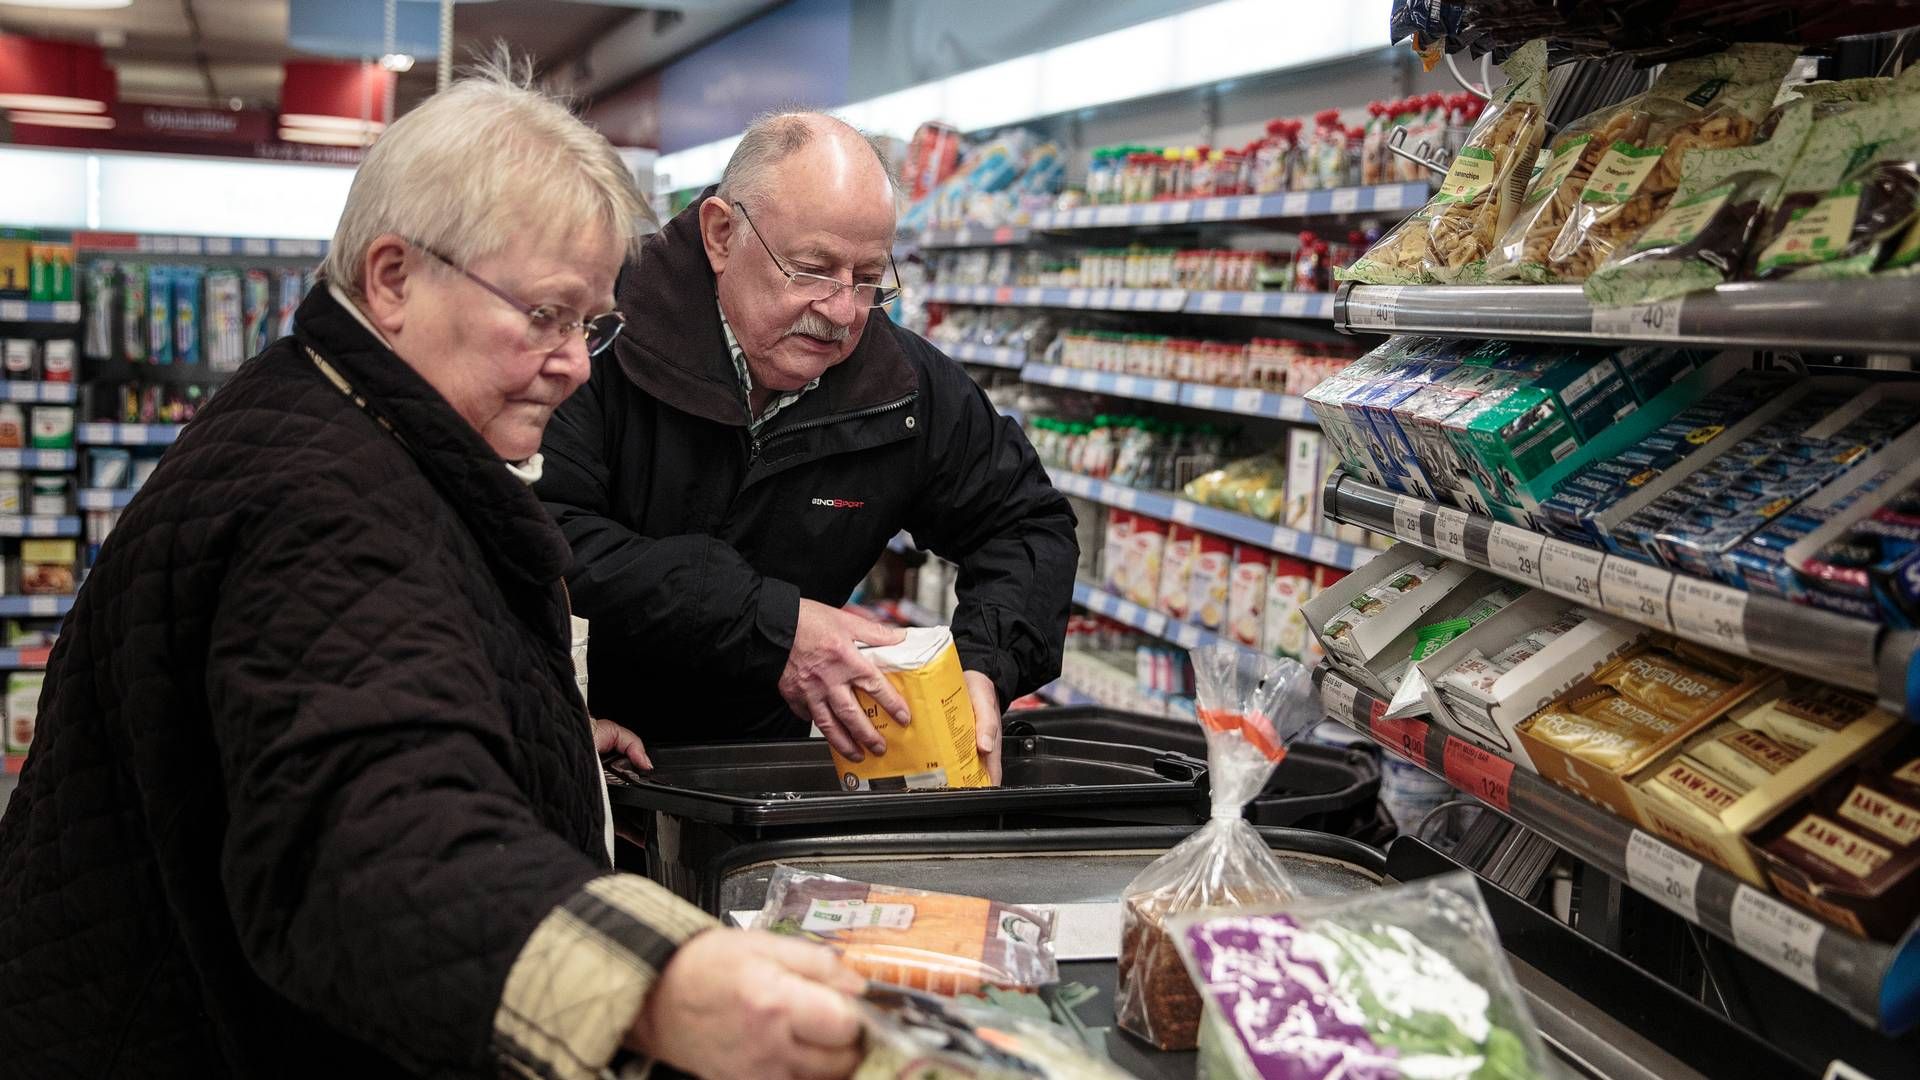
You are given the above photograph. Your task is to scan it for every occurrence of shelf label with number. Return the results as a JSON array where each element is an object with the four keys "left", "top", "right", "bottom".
[
  {"left": 1432, "top": 506, "right": 1470, "bottom": 561},
  {"left": 1371, "top": 715, "right": 1429, "bottom": 768},
  {"left": 1321, "top": 673, "right": 1360, "bottom": 723},
  {"left": 1442, "top": 739, "right": 1514, "bottom": 812},
  {"left": 1330, "top": 188, "right": 1361, "bottom": 213},
  {"left": 1391, "top": 495, "right": 1425, "bottom": 542},
  {"left": 1600, "top": 556, "right": 1674, "bottom": 629},
  {"left": 1731, "top": 885, "right": 1825, "bottom": 993},
  {"left": 1626, "top": 830, "right": 1704, "bottom": 923},
  {"left": 1343, "top": 286, "right": 1402, "bottom": 331},
  {"left": 1231, "top": 388, "right": 1266, "bottom": 414},
  {"left": 1197, "top": 291, "right": 1227, "bottom": 313},
  {"left": 1487, "top": 523, "right": 1545, "bottom": 585},
  {"left": 1171, "top": 501, "right": 1198, "bottom": 526},
  {"left": 1540, "top": 539, "right": 1604, "bottom": 604},
  {"left": 1113, "top": 375, "right": 1139, "bottom": 397},
  {"left": 1670, "top": 576, "right": 1750, "bottom": 654},
  {"left": 1149, "top": 380, "right": 1179, "bottom": 403},
  {"left": 1109, "top": 486, "right": 1139, "bottom": 511},
  {"left": 1592, "top": 296, "right": 1685, "bottom": 340},
  {"left": 1189, "top": 385, "right": 1222, "bottom": 409}
]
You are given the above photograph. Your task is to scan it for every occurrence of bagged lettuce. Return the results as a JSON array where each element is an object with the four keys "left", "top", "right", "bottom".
[
  {"left": 1545, "top": 44, "right": 1798, "bottom": 282},
  {"left": 1339, "top": 40, "right": 1547, "bottom": 285},
  {"left": 1171, "top": 872, "right": 1552, "bottom": 1080},
  {"left": 1486, "top": 94, "right": 1651, "bottom": 283}
]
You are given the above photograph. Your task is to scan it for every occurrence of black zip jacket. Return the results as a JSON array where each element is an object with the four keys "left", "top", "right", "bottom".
[{"left": 535, "top": 192, "right": 1078, "bottom": 744}]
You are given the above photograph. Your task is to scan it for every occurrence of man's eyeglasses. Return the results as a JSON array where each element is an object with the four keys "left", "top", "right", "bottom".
[
  {"left": 733, "top": 202, "right": 902, "bottom": 309},
  {"left": 411, "top": 241, "right": 626, "bottom": 357}
]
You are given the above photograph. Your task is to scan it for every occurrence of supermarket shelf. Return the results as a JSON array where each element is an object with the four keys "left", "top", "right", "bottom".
[
  {"left": 0, "top": 382, "right": 77, "bottom": 404},
  {"left": 0, "top": 449, "right": 74, "bottom": 470},
  {"left": 4, "top": 752, "right": 21, "bottom": 776},
  {"left": 925, "top": 283, "right": 1334, "bottom": 320},
  {"left": 1021, "top": 362, "right": 1316, "bottom": 422},
  {"left": 1028, "top": 183, "right": 1431, "bottom": 230},
  {"left": 1073, "top": 580, "right": 1230, "bottom": 652},
  {"left": 0, "top": 300, "right": 80, "bottom": 324},
  {"left": 1335, "top": 280, "right": 1920, "bottom": 355},
  {"left": 944, "top": 342, "right": 1028, "bottom": 369},
  {"left": 1324, "top": 473, "right": 1917, "bottom": 711},
  {"left": 71, "top": 231, "right": 327, "bottom": 258},
  {"left": 77, "top": 488, "right": 137, "bottom": 511},
  {"left": 1048, "top": 467, "right": 1374, "bottom": 571},
  {"left": 0, "top": 646, "right": 51, "bottom": 670},
  {"left": 916, "top": 224, "right": 1032, "bottom": 249},
  {"left": 1315, "top": 665, "right": 1920, "bottom": 1034},
  {"left": 0, "top": 595, "right": 73, "bottom": 617},
  {"left": 1037, "top": 679, "right": 1101, "bottom": 707},
  {"left": 0, "top": 517, "right": 80, "bottom": 538},
  {"left": 76, "top": 423, "right": 182, "bottom": 447}
]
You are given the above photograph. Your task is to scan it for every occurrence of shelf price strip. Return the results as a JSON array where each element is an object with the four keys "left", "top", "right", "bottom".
[
  {"left": 1731, "top": 884, "right": 1827, "bottom": 994},
  {"left": 1625, "top": 830, "right": 1705, "bottom": 924}
]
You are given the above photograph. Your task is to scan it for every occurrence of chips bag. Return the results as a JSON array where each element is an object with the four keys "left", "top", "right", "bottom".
[
  {"left": 1486, "top": 94, "right": 1652, "bottom": 283},
  {"left": 1114, "top": 645, "right": 1315, "bottom": 1050},
  {"left": 1546, "top": 43, "right": 1799, "bottom": 282},
  {"left": 1339, "top": 40, "right": 1548, "bottom": 286},
  {"left": 1749, "top": 87, "right": 1920, "bottom": 278}
]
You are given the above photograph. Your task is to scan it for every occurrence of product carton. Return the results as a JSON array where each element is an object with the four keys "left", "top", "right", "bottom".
[
  {"left": 1225, "top": 546, "right": 1269, "bottom": 651},
  {"left": 1123, "top": 516, "right": 1168, "bottom": 609},
  {"left": 1282, "top": 428, "right": 1329, "bottom": 533},
  {"left": 18, "top": 539, "right": 74, "bottom": 595},
  {"left": 5, "top": 672, "right": 41, "bottom": 753},
  {"left": 1301, "top": 543, "right": 1475, "bottom": 697},
  {"left": 1263, "top": 555, "right": 1315, "bottom": 661},
  {"left": 1352, "top": 355, "right": 1459, "bottom": 500},
  {"left": 838, "top": 625, "right": 989, "bottom": 791},
  {"left": 1159, "top": 523, "right": 1197, "bottom": 619},
  {"left": 1304, "top": 345, "right": 1406, "bottom": 486},
  {"left": 1189, "top": 533, "right": 1233, "bottom": 631}
]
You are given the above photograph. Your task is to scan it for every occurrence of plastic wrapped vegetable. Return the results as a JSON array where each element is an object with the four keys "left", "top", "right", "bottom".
[
  {"left": 1339, "top": 40, "right": 1547, "bottom": 285},
  {"left": 1115, "top": 644, "right": 1316, "bottom": 1050},
  {"left": 1485, "top": 94, "right": 1651, "bottom": 283},
  {"left": 854, "top": 986, "right": 1132, "bottom": 1080},
  {"left": 1171, "top": 872, "right": 1553, "bottom": 1080},
  {"left": 754, "top": 866, "right": 1058, "bottom": 995}
]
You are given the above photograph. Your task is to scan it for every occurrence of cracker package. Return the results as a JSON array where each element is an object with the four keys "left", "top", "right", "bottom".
[
  {"left": 1116, "top": 646, "right": 1314, "bottom": 1050},
  {"left": 1339, "top": 40, "right": 1547, "bottom": 285},
  {"left": 1487, "top": 93, "right": 1652, "bottom": 283},
  {"left": 1546, "top": 44, "right": 1798, "bottom": 282}
]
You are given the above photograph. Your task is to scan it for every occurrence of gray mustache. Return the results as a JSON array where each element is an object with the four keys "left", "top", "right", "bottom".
[{"left": 786, "top": 314, "right": 850, "bottom": 342}]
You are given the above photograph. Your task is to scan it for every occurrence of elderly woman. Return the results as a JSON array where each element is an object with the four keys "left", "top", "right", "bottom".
[{"left": 0, "top": 67, "right": 864, "bottom": 1080}]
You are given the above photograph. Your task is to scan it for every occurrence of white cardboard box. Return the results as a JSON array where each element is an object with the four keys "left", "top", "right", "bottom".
[{"left": 1302, "top": 542, "right": 1475, "bottom": 698}]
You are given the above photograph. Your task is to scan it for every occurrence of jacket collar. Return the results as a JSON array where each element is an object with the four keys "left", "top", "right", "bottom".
[
  {"left": 291, "top": 285, "right": 573, "bottom": 588},
  {"left": 613, "top": 186, "right": 917, "bottom": 429}
]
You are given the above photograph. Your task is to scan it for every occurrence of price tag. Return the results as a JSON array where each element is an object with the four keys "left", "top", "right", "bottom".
[
  {"left": 1234, "top": 196, "right": 1263, "bottom": 220},
  {"left": 1150, "top": 380, "right": 1179, "bottom": 403},
  {"left": 1487, "top": 523, "right": 1545, "bottom": 584},
  {"left": 1197, "top": 292, "right": 1226, "bottom": 313},
  {"left": 953, "top": 228, "right": 974, "bottom": 247},
  {"left": 1600, "top": 556, "right": 1674, "bottom": 629},
  {"left": 1626, "top": 830, "right": 1704, "bottom": 923},
  {"left": 1269, "top": 525, "right": 1303, "bottom": 554},
  {"left": 1432, "top": 506, "right": 1470, "bottom": 561},
  {"left": 1310, "top": 537, "right": 1341, "bottom": 566},
  {"left": 204, "top": 237, "right": 234, "bottom": 255},
  {"left": 1731, "top": 885, "right": 1825, "bottom": 993},
  {"left": 1344, "top": 286, "right": 1402, "bottom": 330},
  {"left": 1321, "top": 673, "right": 1359, "bottom": 722},
  {"left": 1391, "top": 495, "right": 1425, "bottom": 542},
  {"left": 1203, "top": 198, "right": 1232, "bottom": 220},
  {"left": 1113, "top": 375, "right": 1139, "bottom": 397},
  {"left": 1592, "top": 296, "right": 1686, "bottom": 340},
  {"left": 1330, "top": 188, "right": 1360, "bottom": 213},
  {"left": 1371, "top": 715, "right": 1429, "bottom": 768},
  {"left": 1114, "top": 289, "right": 1138, "bottom": 309},
  {"left": 1139, "top": 204, "right": 1167, "bottom": 225},
  {"left": 1374, "top": 184, "right": 1412, "bottom": 211},
  {"left": 1280, "top": 192, "right": 1310, "bottom": 215},
  {"left": 1068, "top": 288, "right": 1089, "bottom": 307},
  {"left": 1279, "top": 294, "right": 1308, "bottom": 317},
  {"left": 1231, "top": 388, "right": 1266, "bottom": 414},
  {"left": 1670, "top": 576, "right": 1750, "bottom": 654},
  {"left": 1110, "top": 486, "right": 1139, "bottom": 511},
  {"left": 0, "top": 301, "right": 23, "bottom": 321},
  {"left": 1072, "top": 372, "right": 1099, "bottom": 393},
  {"left": 1442, "top": 739, "right": 1514, "bottom": 812},
  {"left": 1171, "top": 501, "right": 1198, "bottom": 526},
  {"left": 242, "top": 238, "right": 272, "bottom": 256},
  {"left": 1143, "top": 610, "right": 1169, "bottom": 637},
  {"left": 1089, "top": 290, "right": 1113, "bottom": 309},
  {"left": 1540, "top": 539, "right": 1604, "bottom": 604},
  {"left": 1096, "top": 205, "right": 1129, "bottom": 226},
  {"left": 1189, "top": 385, "right": 1222, "bottom": 409},
  {"left": 1164, "top": 202, "right": 1192, "bottom": 224}
]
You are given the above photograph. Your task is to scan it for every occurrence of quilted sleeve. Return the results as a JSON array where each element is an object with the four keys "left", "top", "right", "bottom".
[{"left": 203, "top": 496, "right": 712, "bottom": 1077}]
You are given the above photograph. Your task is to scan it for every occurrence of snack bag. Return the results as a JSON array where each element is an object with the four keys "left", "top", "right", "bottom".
[
  {"left": 1486, "top": 93, "right": 1652, "bottom": 283},
  {"left": 1585, "top": 100, "right": 1818, "bottom": 306},
  {"left": 1339, "top": 40, "right": 1548, "bottom": 285},
  {"left": 1115, "top": 645, "right": 1315, "bottom": 1050},
  {"left": 1170, "top": 872, "right": 1553, "bottom": 1080},
  {"left": 1546, "top": 44, "right": 1798, "bottom": 282},
  {"left": 755, "top": 866, "right": 1057, "bottom": 995},
  {"left": 1754, "top": 131, "right": 1920, "bottom": 281},
  {"left": 855, "top": 985, "right": 1131, "bottom": 1080}
]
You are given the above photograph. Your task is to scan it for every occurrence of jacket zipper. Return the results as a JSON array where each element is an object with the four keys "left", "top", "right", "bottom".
[{"left": 750, "top": 391, "right": 918, "bottom": 465}]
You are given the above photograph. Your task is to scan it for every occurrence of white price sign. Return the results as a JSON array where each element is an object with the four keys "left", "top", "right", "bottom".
[
  {"left": 1600, "top": 556, "right": 1674, "bottom": 629},
  {"left": 1330, "top": 188, "right": 1360, "bottom": 213},
  {"left": 1149, "top": 380, "right": 1179, "bottom": 404},
  {"left": 1171, "top": 501, "right": 1198, "bottom": 526},
  {"left": 1067, "top": 289, "right": 1090, "bottom": 307},
  {"left": 1231, "top": 388, "right": 1265, "bottom": 414},
  {"left": 1432, "top": 506, "right": 1470, "bottom": 561},
  {"left": 1540, "top": 539, "right": 1604, "bottom": 604},
  {"left": 1321, "top": 674, "right": 1360, "bottom": 723},
  {"left": 1198, "top": 292, "right": 1227, "bottom": 313},
  {"left": 1592, "top": 296, "right": 1685, "bottom": 340},
  {"left": 1113, "top": 375, "right": 1139, "bottom": 397},
  {"left": 1391, "top": 495, "right": 1425, "bottom": 542},
  {"left": 1344, "top": 286, "right": 1401, "bottom": 331},
  {"left": 1732, "top": 885, "right": 1825, "bottom": 993},
  {"left": 1487, "top": 523, "right": 1545, "bottom": 584},
  {"left": 1109, "top": 486, "right": 1139, "bottom": 511},
  {"left": 1626, "top": 830, "right": 1704, "bottom": 923},
  {"left": 1189, "top": 385, "right": 1222, "bottom": 409},
  {"left": 1670, "top": 576, "right": 1750, "bottom": 654}
]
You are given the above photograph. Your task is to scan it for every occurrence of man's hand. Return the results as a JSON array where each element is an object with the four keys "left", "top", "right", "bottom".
[
  {"left": 593, "top": 717, "right": 652, "bottom": 770},
  {"left": 962, "top": 670, "right": 1004, "bottom": 785},
  {"left": 627, "top": 929, "right": 866, "bottom": 1080},
  {"left": 779, "top": 600, "right": 911, "bottom": 761}
]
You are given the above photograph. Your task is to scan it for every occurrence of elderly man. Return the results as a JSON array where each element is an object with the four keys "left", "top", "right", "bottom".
[{"left": 538, "top": 112, "right": 1077, "bottom": 778}]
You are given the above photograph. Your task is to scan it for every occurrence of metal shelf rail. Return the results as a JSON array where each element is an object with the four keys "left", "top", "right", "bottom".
[
  {"left": 0, "top": 301, "right": 81, "bottom": 324},
  {"left": 1323, "top": 473, "right": 1919, "bottom": 711},
  {"left": 1021, "top": 362, "right": 1317, "bottom": 422},
  {"left": 1316, "top": 665, "right": 1920, "bottom": 1035},
  {"left": 1333, "top": 280, "right": 1920, "bottom": 356},
  {"left": 925, "top": 283, "right": 1334, "bottom": 320},
  {"left": 1050, "top": 468, "right": 1375, "bottom": 571}
]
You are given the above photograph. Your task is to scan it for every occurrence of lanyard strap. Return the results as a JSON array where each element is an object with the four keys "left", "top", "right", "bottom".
[{"left": 302, "top": 343, "right": 412, "bottom": 452}]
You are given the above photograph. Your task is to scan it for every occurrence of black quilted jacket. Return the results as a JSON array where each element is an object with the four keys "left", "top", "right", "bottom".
[{"left": 0, "top": 286, "right": 713, "bottom": 1078}]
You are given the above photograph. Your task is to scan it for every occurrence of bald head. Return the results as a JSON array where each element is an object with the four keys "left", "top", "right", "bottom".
[{"left": 716, "top": 111, "right": 897, "bottom": 219}]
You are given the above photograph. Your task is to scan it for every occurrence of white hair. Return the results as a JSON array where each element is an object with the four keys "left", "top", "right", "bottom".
[
  {"left": 715, "top": 109, "right": 899, "bottom": 211},
  {"left": 322, "top": 53, "right": 652, "bottom": 295}
]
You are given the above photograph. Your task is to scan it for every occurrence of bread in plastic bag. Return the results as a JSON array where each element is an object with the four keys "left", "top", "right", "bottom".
[
  {"left": 1115, "top": 644, "right": 1317, "bottom": 1050},
  {"left": 754, "top": 866, "right": 1058, "bottom": 995},
  {"left": 1583, "top": 100, "right": 1818, "bottom": 306},
  {"left": 853, "top": 985, "right": 1131, "bottom": 1080},
  {"left": 1486, "top": 94, "right": 1651, "bottom": 283},
  {"left": 1170, "top": 871, "right": 1553, "bottom": 1080},
  {"left": 1338, "top": 40, "right": 1547, "bottom": 285},
  {"left": 1545, "top": 43, "right": 1798, "bottom": 282}
]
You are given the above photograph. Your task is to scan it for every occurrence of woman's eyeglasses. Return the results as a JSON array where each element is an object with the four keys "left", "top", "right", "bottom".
[{"left": 411, "top": 241, "right": 626, "bottom": 356}]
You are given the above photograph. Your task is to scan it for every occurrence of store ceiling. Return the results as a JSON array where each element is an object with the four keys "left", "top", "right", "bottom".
[{"left": 0, "top": 0, "right": 768, "bottom": 112}]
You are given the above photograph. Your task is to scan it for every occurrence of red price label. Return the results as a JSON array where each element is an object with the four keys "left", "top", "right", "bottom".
[
  {"left": 1370, "top": 715, "right": 1428, "bottom": 768},
  {"left": 1368, "top": 698, "right": 1387, "bottom": 724},
  {"left": 1443, "top": 739, "right": 1515, "bottom": 813}
]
